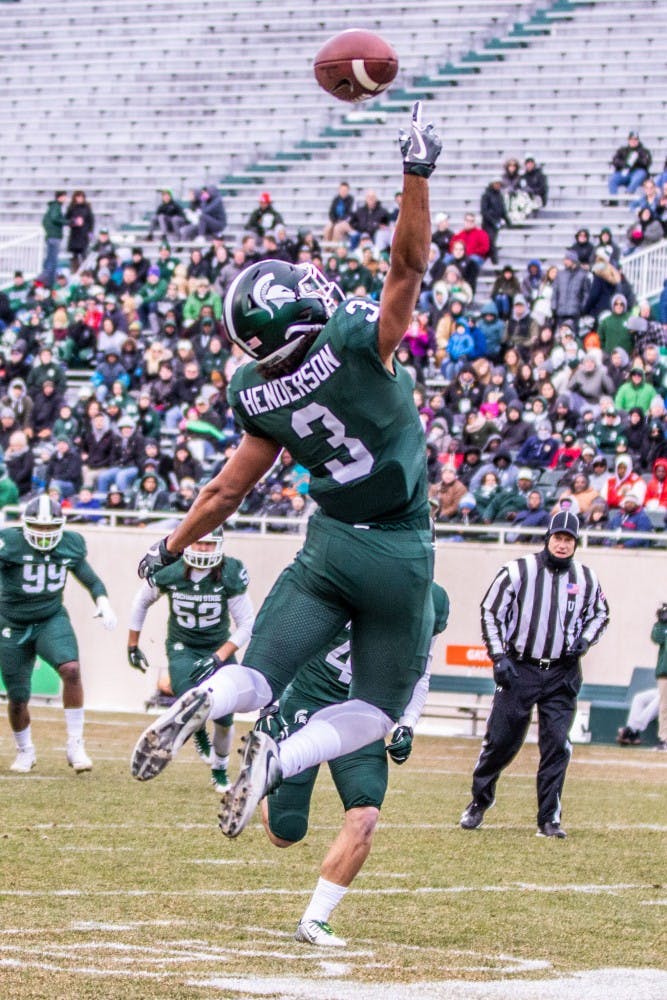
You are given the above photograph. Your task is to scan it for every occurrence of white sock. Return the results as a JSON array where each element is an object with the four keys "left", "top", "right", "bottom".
[
  {"left": 278, "top": 699, "right": 393, "bottom": 778},
  {"left": 64, "top": 708, "right": 84, "bottom": 742},
  {"left": 15, "top": 725, "right": 33, "bottom": 751},
  {"left": 302, "top": 878, "right": 349, "bottom": 924},
  {"left": 201, "top": 664, "right": 272, "bottom": 719},
  {"left": 212, "top": 722, "right": 233, "bottom": 758},
  {"left": 210, "top": 752, "right": 229, "bottom": 770}
]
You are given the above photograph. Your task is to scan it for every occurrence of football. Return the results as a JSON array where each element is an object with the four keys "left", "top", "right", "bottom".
[{"left": 313, "top": 29, "right": 399, "bottom": 103}]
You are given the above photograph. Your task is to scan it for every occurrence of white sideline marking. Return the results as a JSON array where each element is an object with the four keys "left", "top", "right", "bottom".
[
  {"left": 0, "top": 882, "right": 651, "bottom": 899},
  {"left": 18, "top": 820, "right": 667, "bottom": 833}
]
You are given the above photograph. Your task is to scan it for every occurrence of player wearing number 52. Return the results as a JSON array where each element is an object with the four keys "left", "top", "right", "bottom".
[
  {"left": 132, "top": 101, "right": 444, "bottom": 842},
  {"left": 127, "top": 528, "right": 255, "bottom": 792},
  {"left": 0, "top": 495, "right": 117, "bottom": 775}
]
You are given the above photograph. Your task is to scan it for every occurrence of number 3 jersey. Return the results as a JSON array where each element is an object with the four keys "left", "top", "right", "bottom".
[
  {"left": 0, "top": 528, "right": 107, "bottom": 624},
  {"left": 228, "top": 298, "right": 429, "bottom": 526},
  {"left": 148, "top": 557, "right": 250, "bottom": 651}
]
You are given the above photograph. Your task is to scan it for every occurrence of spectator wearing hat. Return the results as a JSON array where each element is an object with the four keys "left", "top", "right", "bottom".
[
  {"left": 322, "top": 180, "right": 355, "bottom": 244},
  {"left": 431, "top": 212, "right": 454, "bottom": 257},
  {"left": 481, "top": 466, "right": 535, "bottom": 525},
  {"left": 65, "top": 190, "right": 95, "bottom": 273},
  {"left": 520, "top": 154, "right": 548, "bottom": 212},
  {"left": 40, "top": 190, "right": 67, "bottom": 288},
  {"left": 474, "top": 300, "right": 506, "bottom": 361},
  {"left": 26, "top": 346, "right": 66, "bottom": 397},
  {"left": 515, "top": 419, "right": 559, "bottom": 469},
  {"left": 480, "top": 177, "right": 511, "bottom": 266},
  {"left": 29, "top": 379, "right": 62, "bottom": 440},
  {"left": 583, "top": 247, "right": 622, "bottom": 319},
  {"left": 3, "top": 378, "right": 33, "bottom": 431},
  {"left": 593, "top": 404, "right": 626, "bottom": 455},
  {"left": 608, "top": 492, "right": 653, "bottom": 547},
  {"left": 588, "top": 453, "right": 611, "bottom": 495},
  {"left": 500, "top": 399, "right": 531, "bottom": 452},
  {"left": 138, "top": 265, "right": 169, "bottom": 333},
  {"left": 550, "top": 250, "right": 589, "bottom": 332},
  {"left": 644, "top": 458, "right": 667, "bottom": 510},
  {"left": 505, "top": 487, "right": 550, "bottom": 543},
  {"left": 147, "top": 189, "right": 186, "bottom": 242},
  {"left": 640, "top": 420, "right": 667, "bottom": 472},
  {"left": 91, "top": 350, "right": 130, "bottom": 403},
  {"left": 549, "top": 429, "right": 581, "bottom": 472},
  {"left": 490, "top": 264, "right": 521, "bottom": 320},
  {"left": 607, "top": 130, "right": 653, "bottom": 200},
  {"left": 97, "top": 416, "right": 145, "bottom": 494},
  {"left": 46, "top": 436, "right": 82, "bottom": 498},
  {"left": 615, "top": 364, "right": 657, "bottom": 415},
  {"left": 182, "top": 276, "right": 222, "bottom": 327},
  {"left": 568, "top": 351, "right": 616, "bottom": 410},
  {"left": 170, "top": 441, "right": 202, "bottom": 491},
  {"left": 5, "top": 430, "right": 34, "bottom": 496},
  {"left": 505, "top": 294, "right": 533, "bottom": 359},
  {"left": 568, "top": 228, "right": 596, "bottom": 270},
  {"left": 245, "top": 191, "right": 284, "bottom": 240},
  {"left": 597, "top": 294, "right": 634, "bottom": 356},
  {"left": 180, "top": 185, "right": 227, "bottom": 242},
  {"left": 604, "top": 454, "right": 646, "bottom": 509},
  {"left": 148, "top": 361, "right": 177, "bottom": 413},
  {"left": 430, "top": 464, "right": 467, "bottom": 522},
  {"left": 346, "top": 190, "right": 390, "bottom": 253}
]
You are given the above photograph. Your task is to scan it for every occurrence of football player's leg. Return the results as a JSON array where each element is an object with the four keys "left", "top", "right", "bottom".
[
  {"left": 37, "top": 611, "right": 92, "bottom": 772},
  {"left": 262, "top": 765, "right": 318, "bottom": 847},
  {"left": 296, "top": 742, "right": 387, "bottom": 948},
  {"left": 0, "top": 628, "right": 37, "bottom": 771}
]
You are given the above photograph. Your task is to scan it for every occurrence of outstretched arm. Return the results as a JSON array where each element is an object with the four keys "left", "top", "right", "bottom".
[{"left": 377, "top": 101, "right": 442, "bottom": 367}]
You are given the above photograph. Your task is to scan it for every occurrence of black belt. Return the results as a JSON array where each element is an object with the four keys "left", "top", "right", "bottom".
[{"left": 511, "top": 650, "right": 561, "bottom": 670}]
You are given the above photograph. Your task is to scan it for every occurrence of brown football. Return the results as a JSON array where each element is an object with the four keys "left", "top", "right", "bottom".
[{"left": 314, "top": 29, "right": 399, "bottom": 103}]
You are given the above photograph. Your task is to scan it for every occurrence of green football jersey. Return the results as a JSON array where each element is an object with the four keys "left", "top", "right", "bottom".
[
  {"left": 288, "top": 582, "right": 450, "bottom": 705},
  {"left": 0, "top": 528, "right": 106, "bottom": 624},
  {"left": 153, "top": 556, "right": 249, "bottom": 651},
  {"left": 228, "top": 297, "right": 428, "bottom": 525}
]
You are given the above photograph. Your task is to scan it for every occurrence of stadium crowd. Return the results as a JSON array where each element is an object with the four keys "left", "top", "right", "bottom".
[{"left": 3, "top": 170, "right": 665, "bottom": 541}]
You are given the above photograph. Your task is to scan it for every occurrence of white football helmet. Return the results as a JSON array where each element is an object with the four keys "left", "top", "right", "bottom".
[
  {"left": 183, "top": 527, "right": 224, "bottom": 569},
  {"left": 22, "top": 494, "right": 65, "bottom": 551}
]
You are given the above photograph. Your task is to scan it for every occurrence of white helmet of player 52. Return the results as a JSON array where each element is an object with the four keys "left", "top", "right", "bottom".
[
  {"left": 183, "top": 527, "right": 224, "bottom": 569},
  {"left": 22, "top": 494, "right": 65, "bottom": 551}
]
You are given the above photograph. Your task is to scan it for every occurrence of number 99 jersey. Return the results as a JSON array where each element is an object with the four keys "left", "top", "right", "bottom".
[
  {"left": 0, "top": 528, "right": 99, "bottom": 624},
  {"left": 151, "top": 557, "right": 250, "bottom": 652},
  {"left": 227, "top": 297, "right": 428, "bottom": 526}
]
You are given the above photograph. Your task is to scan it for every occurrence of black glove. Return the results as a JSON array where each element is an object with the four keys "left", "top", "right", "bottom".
[
  {"left": 138, "top": 536, "right": 180, "bottom": 583},
  {"left": 398, "top": 101, "right": 442, "bottom": 178},
  {"left": 569, "top": 637, "right": 589, "bottom": 657},
  {"left": 127, "top": 645, "right": 149, "bottom": 673},
  {"left": 492, "top": 655, "right": 519, "bottom": 690},
  {"left": 254, "top": 703, "right": 288, "bottom": 742},
  {"left": 386, "top": 725, "right": 413, "bottom": 764},
  {"left": 190, "top": 652, "right": 223, "bottom": 686}
]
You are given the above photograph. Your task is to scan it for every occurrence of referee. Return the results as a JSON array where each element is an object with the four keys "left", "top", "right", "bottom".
[{"left": 460, "top": 510, "right": 609, "bottom": 838}]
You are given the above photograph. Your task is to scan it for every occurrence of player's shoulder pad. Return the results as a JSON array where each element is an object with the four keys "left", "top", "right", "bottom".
[
  {"left": 431, "top": 582, "right": 450, "bottom": 635},
  {"left": 58, "top": 529, "right": 87, "bottom": 561},
  {"left": 0, "top": 527, "right": 25, "bottom": 562},
  {"left": 153, "top": 559, "right": 187, "bottom": 589},
  {"left": 328, "top": 297, "right": 381, "bottom": 355},
  {"left": 222, "top": 556, "right": 250, "bottom": 595}
]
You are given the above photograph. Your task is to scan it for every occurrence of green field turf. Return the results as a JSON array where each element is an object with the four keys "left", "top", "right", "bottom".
[{"left": 0, "top": 709, "right": 664, "bottom": 1000}]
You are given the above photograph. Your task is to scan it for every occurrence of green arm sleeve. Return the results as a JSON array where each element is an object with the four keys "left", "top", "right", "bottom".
[{"left": 71, "top": 558, "right": 108, "bottom": 602}]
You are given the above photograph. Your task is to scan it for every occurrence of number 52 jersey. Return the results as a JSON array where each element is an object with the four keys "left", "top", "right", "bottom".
[{"left": 0, "top": 528, "right": 107, "bottom": 624}]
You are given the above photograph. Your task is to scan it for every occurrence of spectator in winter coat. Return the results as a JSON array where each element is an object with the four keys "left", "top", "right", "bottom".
[
  {"left": 431, "top": 465, "right": 468, "bottom": 521},
  {"left": 606, "top": 345, "right": 632, "bottom": 392},
  {"left": 500, "top": 400, "right": 531, "bottom": 451},
  {"left": 607, "top": 130, "right": 653, "bottom": 197},
  {"left": 641, "top": 421, "right": 667, "bottom": 472},
  {"left": 644, "top": 457, "right": 667, "bottom": 509},
  {"left": 65, "top": 190, "right": 95, "bottom": 273},
  {"left": 505, "top": 488, "right": 550, "bottom": 542},
  {"left": 490, "top": 264, "right": 521, "bottom": 320},
  {"left": 3, "top": 378, "right": 33, "bottom": 430},
  {"left": 46, "top": 436, "right": 83, "bottom": 497},
  {"left": 568, "top": 351, "right": 616, "bottom": 409},
  {"left": 552, "top": 472, "right": 600, "bottom": 518},
  {"left": 475, "top": 300, "right": 506, "bottom": 360},
  {"left": 40, "top": 190, "right": 67, "bottom": 288},
  {"left": 80, "top": 412, "right": 120, "bottom": 488},
  {"left": 181, "top": 185, "right": 227, "bottom": 241},
  {"left": 148, "top": 189, "right": 186, "bottom": 241},
  {"left": 598, "top": 294, "right": 634, "bottom": 356},
  {"left": 480, "top": 178, "right": 510, "bottom": 265},
  {"left": 515, "top": 419, "right": 559, "bottom": 469},
  {"left": 584, "top": 247, "right": 622, "bottom": 318},
  {"left": 448, "top": 212, "right": 490, "bottom": 266},
  {"left": 608, "top": 492, "right": 654, "bottom": 546},
  {"left": 322, "top": 181, "right": 355, "bottom": 243},
  {"left": 520, "top": 155, "right": 549, "bottom": 208},
  {"left": 5, "top": 430, "right": 34, "bottom": 495},
  {"left": 347, "top": 190, "right": 390, "bottom": 252},
  {"left": 441, "top": 319, "right": 476, "bottom": 380},
  {"left": 26, "top": 346, "right": 67, "bottom": 397},
  {"left": 550, "top": 250, "right": 590, "bottom": 331},
  {"left": 568, "top": 227, "right": 596, "bottom": 269},
  {"left": 604, "top": 454, "right": 646, "bottom": 508},
  {"left": 29, "top": 380, "right": 61, "bottom": 439},
  {"left": 615, "top": 365, "right": 657, "bottom": 415},
  {"left": 520, "top": 258, "right": 543, "bottom": 307},
  {"left": 96, "top": 416, "right": 145, "bottom": 494}
]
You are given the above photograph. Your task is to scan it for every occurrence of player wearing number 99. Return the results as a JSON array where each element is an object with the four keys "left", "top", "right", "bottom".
[
  {"left": 127, "top": 528, "right": 254, "bottom": 791},
  {"left": 132, "top": 101, "right": 443, "bottom": 841},
  {"left": 0, "top": 495, "right": 117, "bottom": 774}
]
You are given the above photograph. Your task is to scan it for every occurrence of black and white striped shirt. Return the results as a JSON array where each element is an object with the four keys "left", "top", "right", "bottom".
[{"left": 481, "top": 551, "right": 609, "bottom": 661}]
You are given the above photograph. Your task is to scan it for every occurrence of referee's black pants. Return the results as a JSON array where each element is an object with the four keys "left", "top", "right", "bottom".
[{"left": 470, "top": 659, "right": 581, "bottom": 826}]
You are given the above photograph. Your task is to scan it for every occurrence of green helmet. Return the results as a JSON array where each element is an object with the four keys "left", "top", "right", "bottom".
[{"left": 223, "top": 259, "right": 343, "bottom": 371}]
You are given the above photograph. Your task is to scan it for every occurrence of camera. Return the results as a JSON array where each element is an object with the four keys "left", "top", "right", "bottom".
[{"left": 657, "top": 603, "right": 667, "bottom": 623}]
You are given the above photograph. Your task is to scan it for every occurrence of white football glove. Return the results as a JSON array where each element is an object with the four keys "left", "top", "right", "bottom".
[{"left": 95, "top": 595, "right": 118, "bottom": 631}]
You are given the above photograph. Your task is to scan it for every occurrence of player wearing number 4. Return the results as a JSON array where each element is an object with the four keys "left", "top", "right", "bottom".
[
  {"left": 0, "top": 495, "right": 117, "bottom": 774},
  {"left": 131, "top": 102, "right": 444, "bottom": 841},
  {"left": 127, "top": 528, "right": 255, "bottom": 791}
]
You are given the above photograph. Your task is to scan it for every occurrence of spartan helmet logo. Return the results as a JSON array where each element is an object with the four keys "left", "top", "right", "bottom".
[{"left": 252, "top": 272, "right": 297, "bottom": 317}]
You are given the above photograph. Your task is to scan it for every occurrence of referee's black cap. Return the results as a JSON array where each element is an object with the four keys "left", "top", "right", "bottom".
[{"left": 548, "top": 510, "right": 580, "bottom": 540}]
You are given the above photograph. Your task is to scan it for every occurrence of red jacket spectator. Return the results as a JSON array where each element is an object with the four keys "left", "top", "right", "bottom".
[
  {"left": 449, "top": 219, "right": 490, "bottom": 260},
  {"left": 604, "top": 454, "right": 646, "bottom": 509},
  {"left": 644, "top": 457, "right": 667, "bottom": 509}
]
